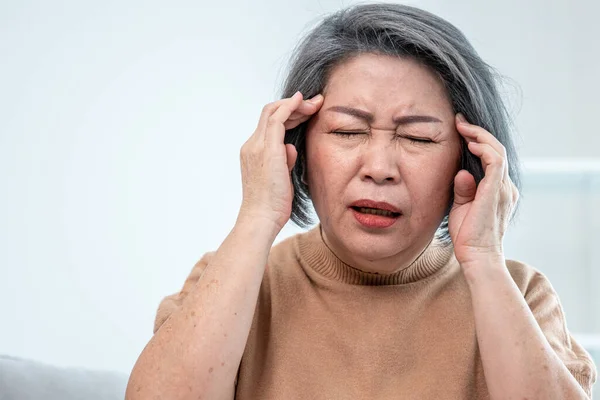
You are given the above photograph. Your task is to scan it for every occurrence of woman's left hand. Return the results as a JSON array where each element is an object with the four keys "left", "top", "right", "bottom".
[{"left": 448, "top": 113, "right": 519, "bottom": 272}]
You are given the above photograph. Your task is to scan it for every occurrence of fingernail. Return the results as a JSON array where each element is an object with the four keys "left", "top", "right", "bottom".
[
  {"left": 308, "top": 94, "right": 323, "bottom": 103},
  {"left": 293, "top": 91, "right": 302, "bottom": 98},
  {"left": 456, "top": 113, "right": 467, "bottom": 124}
]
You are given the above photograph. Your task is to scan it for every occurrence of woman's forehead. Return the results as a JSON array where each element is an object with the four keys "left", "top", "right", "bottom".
[
  {"left": 322, "top": 56, "right": 452, "bottom": 114},
  {"left": 327, "top": 54, "right": 443, "bottom": 88}
]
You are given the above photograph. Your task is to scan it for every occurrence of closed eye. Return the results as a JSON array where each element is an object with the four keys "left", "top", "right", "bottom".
[
  {"left": 332, "top": 131, "right": 433, "bottom": 144},
  {"left": 405, "top": 136, "right": 433, "bottom": 144},
  {"left": 332, "top": 131, "right": 366, "bottom": 138}
]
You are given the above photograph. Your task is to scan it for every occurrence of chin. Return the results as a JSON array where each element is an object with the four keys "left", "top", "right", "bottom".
[
  {"left": 333, "top": 221, "right": 411, "bottom": 262},
  {"left": 349, "top": 232, "right": 409, "bottom": 259}
]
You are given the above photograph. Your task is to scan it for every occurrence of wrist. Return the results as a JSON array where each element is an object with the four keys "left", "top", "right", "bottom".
[
  {"left": 235, "top": 211, "right": 282, "bottom": 242},
  {"left": 461, "top": 256, "right": 508, "bottom": 286}
]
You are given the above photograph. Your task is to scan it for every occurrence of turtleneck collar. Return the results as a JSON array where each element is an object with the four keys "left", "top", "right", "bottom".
[{"left": 296, "top": 224, "right": 455, "bottom": 286}]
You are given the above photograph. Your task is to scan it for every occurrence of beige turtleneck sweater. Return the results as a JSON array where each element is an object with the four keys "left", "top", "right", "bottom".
[{"left": 154, "top": 224, "right": 597, "bottom": 399}]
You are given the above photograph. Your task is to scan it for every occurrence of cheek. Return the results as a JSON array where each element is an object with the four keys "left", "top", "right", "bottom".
[
  {"left": 306, "top": 143, "right": 352, "bottom": 214},
  {"left": 407, "top": 151, "right": 459, "bottom": 207},
  {"left": 308, "top": 150, "right": 343, "bottom": 198},
  {"left": 306, "top": 135, "right": 350, "bottom": 181}
]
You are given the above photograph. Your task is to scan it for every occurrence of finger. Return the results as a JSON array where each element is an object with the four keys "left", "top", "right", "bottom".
[
  {"left": 456, "top": 114, "right": 506, "bottom": 156},
  {"left": 285, "top": 96, "right": 324, "bottom": 125},
  {"left": 469, "top": 140, "right": 518, "bottom": 221},
  {"left": 284, "top": 115, "right": 314, "bottom": 131},
  {"left": 284, "top": 111, "right": 321, "bottom": 130},
  {"left": 512, "top": 185, "right": 520, "bottom": 204},
  {"left": 285, "top": 143, "right": 298, "bottom": 172},
  {"left": 456, "top": 113, "right": 509, "bottom": 182},
  {"left": 288, "top": 94, "right": 324, "bottom": 119},
  {"left": 265, "top": 92, "right": 305, "bottom": 146},
  {"left": 254, "top": 92, "right": 303, "bottom": 141},
  {"left": 452, "top": 169, "right": 477, "bottom": 207},
  {"left": 467, "top": 141, "right": 505, "bottom": 188}
]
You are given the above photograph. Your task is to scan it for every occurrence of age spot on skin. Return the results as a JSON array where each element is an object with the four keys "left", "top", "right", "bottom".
[{"left": 209, "top": 367, "right": 214, "bottom": 373}]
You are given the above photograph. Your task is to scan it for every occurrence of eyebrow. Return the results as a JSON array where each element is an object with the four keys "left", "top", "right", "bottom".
[{"left": 325, "top": 106, "right": 442, "bottom": 125}]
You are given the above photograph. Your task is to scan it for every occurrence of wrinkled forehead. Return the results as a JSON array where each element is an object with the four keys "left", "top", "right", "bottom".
[{"left": 321, "top": 54, "right": 454, "bottom": 118}]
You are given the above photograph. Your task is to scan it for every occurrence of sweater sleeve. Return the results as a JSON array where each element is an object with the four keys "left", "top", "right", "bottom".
[
  {"left": 153, "top": 251, "right": 216, "bottom": 334},
  {"left": 507, "top": 260, "right": 597, "bottom": 398}
]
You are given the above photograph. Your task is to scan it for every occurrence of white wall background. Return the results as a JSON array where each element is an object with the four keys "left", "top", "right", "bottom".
[{"left": 1, "top": 0, "right": 599, "bottom": 374}]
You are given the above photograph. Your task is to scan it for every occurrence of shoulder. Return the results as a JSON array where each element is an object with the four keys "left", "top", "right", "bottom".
[
  {"left": 504, "top": 258, "right": 556, "bottom": 299},
  {"left": 505, "top": 259, "right": 598, "bottom": 392},
  {"left": 504, "top": 259, "right": 568, "bottom": 341},
  {"left": 503, "top": 259, "right": 567, "bottom": 326}
]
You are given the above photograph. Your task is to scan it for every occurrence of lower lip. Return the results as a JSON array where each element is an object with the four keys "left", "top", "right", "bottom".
[{"left": 350, "top": 208, "right": 400, "bottom": 228}]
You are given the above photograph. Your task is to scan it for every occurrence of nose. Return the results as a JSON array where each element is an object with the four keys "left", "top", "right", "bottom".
[{"left": 358, "top": 139, "right": 401, "bottom": 185}]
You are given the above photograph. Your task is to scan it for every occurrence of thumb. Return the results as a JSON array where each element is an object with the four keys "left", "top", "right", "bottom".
[
  {"left": 453, "top": 169, "right": 477, "bottom": 207},
  {"left": 285, "top": 144, "right": 298, "bottom": 172}
]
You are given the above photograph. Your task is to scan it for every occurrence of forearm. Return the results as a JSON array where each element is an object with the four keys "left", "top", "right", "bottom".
[
  {"left": 463, "top": 262, "right": 588, "bottom": 400},
  {"left": 126, "top": 218, "right": 279, "bottom": 400}
]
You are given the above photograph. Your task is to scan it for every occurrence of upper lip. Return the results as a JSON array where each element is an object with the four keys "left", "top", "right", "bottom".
[{"left": 349, "top": 199, "right": 402, "bottom": 214}]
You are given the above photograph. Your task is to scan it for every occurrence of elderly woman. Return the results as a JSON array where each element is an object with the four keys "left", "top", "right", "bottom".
[{"left": 126, "top": 3, "right": 597, "bottom": 399}]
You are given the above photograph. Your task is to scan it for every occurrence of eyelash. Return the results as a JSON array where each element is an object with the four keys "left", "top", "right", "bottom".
[
  {"left": 332, "top": 131, "right": 433, "bottom": 144},
  {"left": 332, "top": 131, "right": 363, "bottom": 138}
]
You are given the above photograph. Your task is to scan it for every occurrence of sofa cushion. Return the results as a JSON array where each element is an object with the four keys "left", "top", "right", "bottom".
[{"left": 0, "top": 354, "right": 128, "bottom": 400}]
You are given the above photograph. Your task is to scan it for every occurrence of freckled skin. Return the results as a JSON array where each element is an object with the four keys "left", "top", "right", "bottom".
[{"left": 304, "top": 53, "right": 461, "bottom": 274}]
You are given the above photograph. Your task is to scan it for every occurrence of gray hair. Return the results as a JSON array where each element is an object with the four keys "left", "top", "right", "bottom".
[{"left": 280, "top": 2, "right": 521, "bottom": 242}]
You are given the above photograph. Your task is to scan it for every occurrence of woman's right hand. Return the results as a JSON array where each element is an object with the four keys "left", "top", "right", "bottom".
[{"left": 237, "top": 91, "right": 324, "bottom": 235}]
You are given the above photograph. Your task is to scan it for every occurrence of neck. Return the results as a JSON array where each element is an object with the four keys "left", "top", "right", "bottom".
[
  {"left": 320, "top": 224, "right": 436, "bottom": 275},
  {"left": 297, "top": 224, "right": 454, "bottom": 285}
]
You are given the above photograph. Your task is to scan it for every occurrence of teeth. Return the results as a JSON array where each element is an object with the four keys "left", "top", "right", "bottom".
[{"left": 357, "top": 207, "right": 396, "bottom": 217}]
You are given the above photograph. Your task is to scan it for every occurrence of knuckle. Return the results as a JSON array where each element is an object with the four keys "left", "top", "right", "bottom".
[
  {"left": 262, "top": 103, "right": 277, "bottom": 115},
  {"left": 496, "top": 152, "right": 506, "bottom": 166},
  {"left": 500, "top": 190, "right": 513, "bottom": 206},
  {"left": 499, "top": 144, "right": 507, "bottom": 157},
  {"left": 266, "top": 114, "right": 282, "bottom": 128},
  {"left": 513, "top": 187, "right": 520, "bottom": 200},
  {"left": 240, "top": 142, "right": 252, "bottom": 157}
]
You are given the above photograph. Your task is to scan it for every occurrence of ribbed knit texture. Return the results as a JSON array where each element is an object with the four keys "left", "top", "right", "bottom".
[
  {"left": 298, "top": 225, "right": 453, "bottom": 285},
  {"left": 155, "top": 224, "right": 597, "bottom": 399}
]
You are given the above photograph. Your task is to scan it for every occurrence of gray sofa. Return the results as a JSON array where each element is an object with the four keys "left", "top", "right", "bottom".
[{"left": 0, "top": 355, "right": 128, "bottom": 400}]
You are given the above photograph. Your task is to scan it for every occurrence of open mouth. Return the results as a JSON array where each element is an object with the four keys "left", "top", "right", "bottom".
[{"left": 350, "top": 206, "right": 401, "bottom": 218}]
